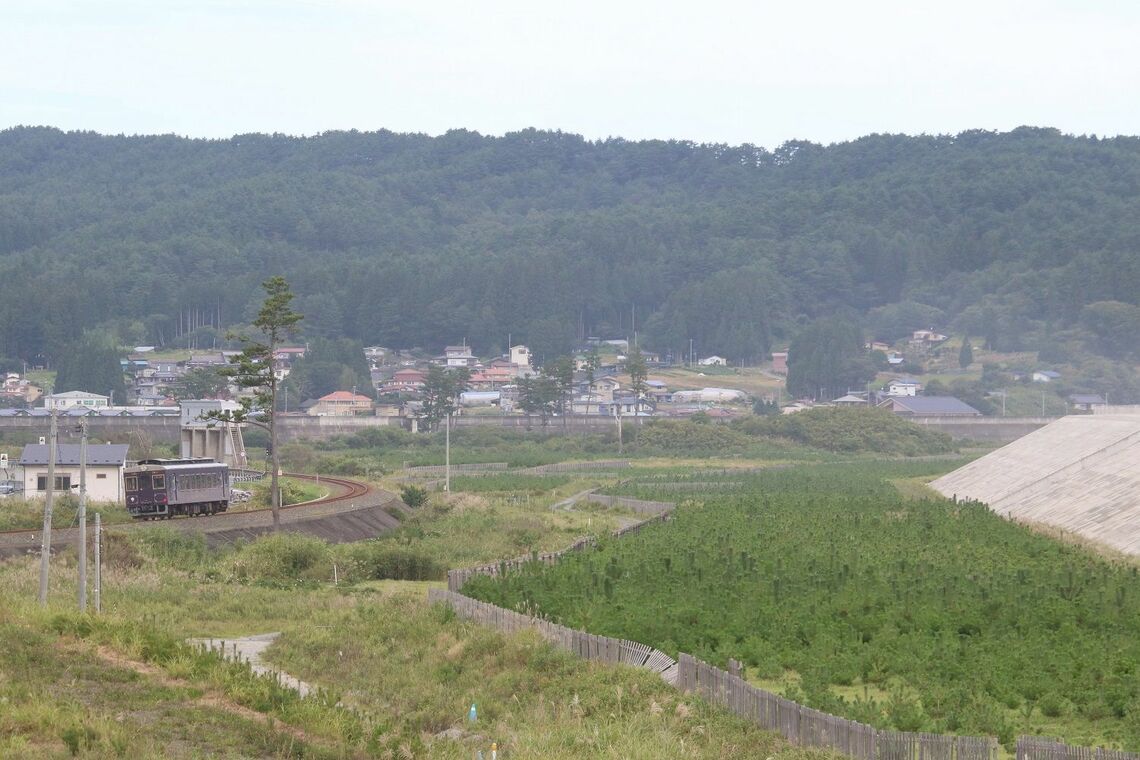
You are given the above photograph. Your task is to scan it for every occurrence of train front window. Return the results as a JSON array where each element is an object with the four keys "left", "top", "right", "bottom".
[
  {"left": 153, "top": 474, "right": 165, "bottom": 489},
  {"left": 125, "top": 476, "right": 138, "bottom": 491}
]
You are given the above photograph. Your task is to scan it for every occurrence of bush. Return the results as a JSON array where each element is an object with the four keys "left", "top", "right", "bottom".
[
  {"left": 223, "top": 533, "right": 333, "bottom": 584},
  {"left": 343, "top": 543, "right": 444, "bottom": 581},
  {"left": 398, "top": 485, "right": 429, "bottom": 508},
  {"left": 735, "top": 407, "right": 955, "bottom": 455}
]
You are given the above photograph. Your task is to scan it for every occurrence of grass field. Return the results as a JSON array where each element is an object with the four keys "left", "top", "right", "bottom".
[{"left": 0, "top": 465, "right": 839, "bottom": 758}]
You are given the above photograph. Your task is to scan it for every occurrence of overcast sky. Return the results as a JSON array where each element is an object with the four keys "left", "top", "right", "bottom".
[{"left": 3, "top": 0, "right": 1138, "bottom": 147}]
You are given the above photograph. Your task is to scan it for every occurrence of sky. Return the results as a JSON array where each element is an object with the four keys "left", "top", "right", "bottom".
[{"left": 3, "top": 0, "right": 1139, "bottom": 148}]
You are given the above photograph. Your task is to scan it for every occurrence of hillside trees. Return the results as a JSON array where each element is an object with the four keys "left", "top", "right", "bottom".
[
  {"left": 786, "top": 317, "right": 876, "bottom": 400},
  {"left": 52, "top": 335, "right": 128, "bottom": 402},
  {"left": 416, "top": 366, "right": 468, "bottom": 432},
  {"left": 2, "top": 126, "right": 1140, "bottom": 386}
]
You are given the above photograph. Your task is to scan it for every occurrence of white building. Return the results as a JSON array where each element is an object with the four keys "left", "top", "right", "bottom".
[
  {"left": 698, "top": 355, "right": 727, "bottom": 366},
  {"left": 671, "top": 387, "right": 746, "bottom": 403},
  {"left": 885, "top": 378, "right": 922, "bottom": 397},
  {"left": 44, "top": 391, "right": 110, "bottom": 410},
  {"left": 18, "top": 443, "right": 129, "bottom": 502},
  {"left": 509, "top": 344, "right": 532, "bottom": 368}
]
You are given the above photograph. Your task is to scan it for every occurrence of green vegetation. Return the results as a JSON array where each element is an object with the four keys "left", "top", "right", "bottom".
[
  {"left": 465, "top": 463, "right": 1140, "bottom": 749},
  {"left": 2, "top": 127, "right": 1139, "bottom": 401},
  {"left": 735, "top": 407, "right": 957, "bottom": 455},
  {"left": 0, "top": 469, "right": 833, "bottom": 758},
  {"left": 0, "top": 496, "right": 132, "bottom": 532}
]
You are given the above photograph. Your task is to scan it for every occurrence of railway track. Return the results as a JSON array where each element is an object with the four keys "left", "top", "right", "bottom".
[{"left": 0, "top": 473, "right": 398, "bottom": 557}]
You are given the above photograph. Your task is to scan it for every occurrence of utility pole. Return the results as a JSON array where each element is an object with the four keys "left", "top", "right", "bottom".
[
  {"left": 444, "top": 412, "right": 451, "bottom": 492},
  {"left": 93, "top": 512, "right": 102, "bottom": 613},
  {"left": 38, "top": 409, "right": 59, "bottom": 605},
  {"left": 77, "top": 417, "right": 88, "bottom": 612}
]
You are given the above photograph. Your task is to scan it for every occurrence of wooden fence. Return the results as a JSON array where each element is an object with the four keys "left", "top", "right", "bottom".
[
  {"left": 584, "top": 493, "right": 674, "bottom": 515},
  {"left": 678, "top": 654, "right": 996, "bottom": 760},
  {"left": 402, "top": 462, "right": 509, "bottom": 476},
  {"left": 521, "top": 460, "right": 632, "bottom": 474},
  {"left": 446, "top": 495, "right": 674, "bottom": 591},
  {"left": 1016, "top": 737, "right": 1140, "bottom": 760},
  {"left": 429, "top": 588, "right": 678, "bottom": 684}
]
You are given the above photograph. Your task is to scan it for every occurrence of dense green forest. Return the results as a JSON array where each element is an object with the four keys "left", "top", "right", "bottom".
[{"left": 1, "top": 125, "right": 1138, "bottom": 372}]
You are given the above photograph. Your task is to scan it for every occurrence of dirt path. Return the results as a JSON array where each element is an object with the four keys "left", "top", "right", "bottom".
[{"left": 188, "top": 632, "right": 315, "bottom": 698}]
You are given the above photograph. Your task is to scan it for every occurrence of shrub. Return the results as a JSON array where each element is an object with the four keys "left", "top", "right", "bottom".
[
  {"left": 223, "top": 533, "right": 333, "bottom": 584},
  {"left": 398, "top": 484, "right": 429, "bottom": 508},
  {"left": 735, "top": 407, "right": 955, "bottom": 455},
  {"left": 343, "top": 543, "right": 444, "bottom": 581}
]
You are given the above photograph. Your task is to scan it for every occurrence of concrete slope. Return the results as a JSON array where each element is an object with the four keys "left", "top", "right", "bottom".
[{"left": 930, "top": 413, "right": 1140, "bottom": 554}]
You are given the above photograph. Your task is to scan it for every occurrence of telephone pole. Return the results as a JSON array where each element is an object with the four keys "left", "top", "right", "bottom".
[
  {"left": 38, "top": 409, "right": 59, "bottom": 605},
  {"left": 77, "top": 417, "right": 89, "bottom": 612}
]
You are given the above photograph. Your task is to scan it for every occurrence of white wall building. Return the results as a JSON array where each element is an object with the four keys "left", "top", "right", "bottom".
[
  {"left": 44, "top": 391, "right": 110, "bottom": 410},
  {"left": 18, "top": 443, "right": 129, "bottom": 503}
]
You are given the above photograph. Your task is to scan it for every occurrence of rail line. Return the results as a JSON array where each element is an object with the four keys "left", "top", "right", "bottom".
[{"left": 0, "top": 473, "right": 391, "bottom": 555}]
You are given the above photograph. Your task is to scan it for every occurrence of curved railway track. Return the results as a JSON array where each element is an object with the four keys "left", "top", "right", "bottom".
[{"left": 0, "top": 473, "right": 398, "bottom": 557}]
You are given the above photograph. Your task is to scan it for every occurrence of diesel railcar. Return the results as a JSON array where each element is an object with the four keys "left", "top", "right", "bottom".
[{"left": 124, "top": 458, "right": 231, "bottom": 519}]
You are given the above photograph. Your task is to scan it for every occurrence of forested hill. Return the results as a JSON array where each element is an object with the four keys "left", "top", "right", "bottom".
[{"left": 1, "top": 125, "right": 1138, "bottom": 364}]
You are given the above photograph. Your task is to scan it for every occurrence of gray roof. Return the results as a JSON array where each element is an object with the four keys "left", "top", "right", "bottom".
[
  {"left": 1070, "top": 394, "right": 1106, "bottom": 405},
  {"left": 19, "top": 444, "right": 129, "bottom": 467},
  {"left": 887, "top": 396, "right": 981, "bottom": 416}
]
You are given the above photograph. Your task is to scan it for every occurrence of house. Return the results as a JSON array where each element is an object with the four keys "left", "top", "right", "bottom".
[
  {"left": 588, "top": 377, "right": 621, "bottom": 402},
  {"left": 911, "top": 329, "right": 949, "bottom": 344},
  {"left": 509, "top": 345, "right": 532, "bottom": 368},
  {"left": 672, "top": 388, "right": 747, "bottom": 403},
  {"left": 44, "top": 391, "right": 110, "bottom": 411},
  {"left": 885, "top": 378, "right": 923, "bottom": 397},
  {"left": 439, "top": 345, "right": 478, "bottom": 368},
  {"left": 1069, "top": 393, "right": 1106, "bottom": 411},
  {"left": 771, "top": 352, "right": 788, "bottom": 374},
  {"left": 832, "top": 394, "right": 869, "bottom": 406},
  {"left": 866, "top": 341, "right": 891, "bottom": 353},
  {"left": 886, "top": 352, "right": 905, "bottom": 366},
  {"left": 878, "top": 396, "right": 981, "bottom": 417},
  {"left": 1033, "top": 370, "right": 1061, "bottom": 383},
  {"left": 363, "top": 346, "right": 389, "bottom": 362},
  {"left": 307, "top": 391, "right": 373, "bottom": 417},
  {"left": 599, "top": 395, "right": 655, "bottom": 417},
  {"left": 468, "top": 366, "right": 518, "bottom": 390},
  {"left": 381, "top": 368, "right": 427, "bottom": 394},
  {"left": 698, "top": 355, "right": 727, "bottom": 366},
  {"left": 18, "top": 443, "right": 129, "bottom": 502},
  {"left": 0, "top": 374, "right": 41, "bottom": 406}
]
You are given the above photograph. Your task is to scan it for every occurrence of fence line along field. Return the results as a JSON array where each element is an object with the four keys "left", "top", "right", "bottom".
[{"left": 463, "top": 461, "right": 1140, "bottom": 751}]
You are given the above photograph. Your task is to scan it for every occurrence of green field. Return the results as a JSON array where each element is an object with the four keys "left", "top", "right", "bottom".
[{"left": 465, "top": 462, "right": 1140, "bottom": 750}]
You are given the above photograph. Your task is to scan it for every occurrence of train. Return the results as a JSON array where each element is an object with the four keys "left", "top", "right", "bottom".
[{"left": 124, "top": 458, "right": 232, "bottom": 519}]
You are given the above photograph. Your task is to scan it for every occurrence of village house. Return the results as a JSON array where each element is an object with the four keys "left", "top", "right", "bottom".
[
  {"left": 438, "top": 345, "right": 478, "bottom": 368},
  {"left": 911, "top": 329, "right": 949, "bottom": 344},
  {"left": 1069, "top": 393, "right": 1106, "bottom": 411},
  {"left": 307, "top": 391, "right": 373, "bottom": 417},
  {"left": 885, "top": 377, "right": 923, "bottom": 397},
  {"left": 378, "top": 368, "right": 426, "bottom": 395},
  {"left": 44, "top": 391, "right": 110, "bottom": 410},
  {"left": 698, "top": 355, "right": 727, "bottom": 366},
  {"left": 771, "top": 352, "right": 788, "bottom": 374},
  {"left": 18, "top": 443, "right": 129, "bottom": 502},
  {"left": 1032, "top": 370, "right": 1061, "bottom": 383},
  {"left": 0, "top": 374, "right": 41, "bottom": 406}
]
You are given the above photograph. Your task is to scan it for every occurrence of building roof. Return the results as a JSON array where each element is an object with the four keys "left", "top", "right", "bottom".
[
  {"left": 47, "top": 391, "right": 109, "bottom": 400},
  {"left": 885, "top": 396, "right": 981, "bottom": 416},
  {"left": 1070, "top": 394, "right": 1106, "bottom": 405},
  {"left": 318, "top": 391, "right": 372, "bottom": 403},
  {"left": 19, "top": 444, "right": 129, "bottom": 467},
  {"left": 888, "top": 377, "right": 922, "bottom": 386},
  {"left": 1036, "top": 370, "right": 1062, "bottom": 378}
]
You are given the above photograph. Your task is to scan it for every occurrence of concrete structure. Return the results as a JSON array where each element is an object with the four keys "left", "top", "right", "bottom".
[
  {"left": 930, "top": 411, "right": 1140, "bottom": 555},
  {"left": 179, "top": 400, "right": 247, "bottom": 467},
  {"left": 18, "top": 443, "right": 129, "bottom": 502},
  {"left": 44, "top": 391, "right": 109, "bottom": 410}
]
